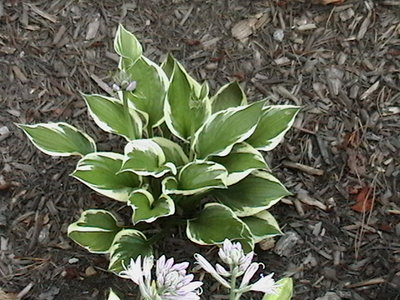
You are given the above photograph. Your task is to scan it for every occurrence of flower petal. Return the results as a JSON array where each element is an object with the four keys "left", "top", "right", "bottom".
[
  {"left": 178, "top": 281, "right": 203, "bottom": 293},
  {"left": 250, "top": 273, "right": 279, "bottom": 295},
  {"left": 194, "top": 254, "right": 230, "bottom": 288},
  {"left": 239, "top": 262, "right": 260, "bottom": 288},
  {"left": 171, "top": 261, "right": 189, "bottom": 272},
  {"left": 239, "top": 252, "right": 254, "bottom": 273},
  {"left": 215, "top": 263, "right": 230, "bottom": 277}
]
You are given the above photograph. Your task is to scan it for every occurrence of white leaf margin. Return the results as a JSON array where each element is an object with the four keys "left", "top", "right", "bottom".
[
  {"left": 121, "top": 139, "right": 177, "bottom": 177},
  {"left": 253, "top": 105, "right": 300, "bottom": 152},
  {"left": 128, "top": 189, "right": 175, "bottom": 224},
  {"left": 162, "top": 161, "right": 228, "bottom": 196},
  {"left": 82, "top": 93, "right": 143, "bottom": 141},
  {"left": 192, "top": 102, "right": 264, "bottom": 159},
  {"left": 67, "top": 209, "right": 121, "bottom": 254},
  {"left": 72, "top": 152, "right": 141, "bottom": 202},
  {"left": 18, "top": 122, "right": 96, "bottom": 157}
]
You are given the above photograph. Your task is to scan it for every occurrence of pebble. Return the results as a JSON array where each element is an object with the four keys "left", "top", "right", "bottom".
[
  {"left": 273, "top": 29, "right": 284, "bottom": 42},
  {"left": 85, "top": 266, "right": 97, "bottom": 277},
  {"left": 68, "top": 257, "right": 79, "bottom": 264},
  {"left": 205, "top": 63, "right": 218, "bottom": 70}
]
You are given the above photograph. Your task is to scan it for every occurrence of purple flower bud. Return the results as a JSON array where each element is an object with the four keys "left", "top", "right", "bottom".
[
  {"left": 112, "top": 83, "right": 121, "bottom": 91},
  {"left": 126, "top": 80, "right": 137, "bottom": 92}
]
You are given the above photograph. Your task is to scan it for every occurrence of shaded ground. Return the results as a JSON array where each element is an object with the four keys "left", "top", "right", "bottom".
[{"left": 1, "top": 0, "right": 399, "bottom": 299}]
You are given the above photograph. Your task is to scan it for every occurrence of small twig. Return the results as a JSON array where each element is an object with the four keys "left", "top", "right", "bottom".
[
  {"left": 179, "top": 5, "right": 194, "bottom": 26},
  {"left": 282, "top": 160, "right": 324, "bottom": 176},
  {"left": 17, "top": 282, "right": 34, "bottom": 299},
  {"left": 346, "top": 278, "right": 385, "bottom": 289},
  {"left": 296, "top": 189, "right": 328, "bottom": 211},
  {"left": 26, "top": 3, "right": 58, "bottom": 23},
  {"left": 90, "top": 74, "right": 114, "bottom": 96}
]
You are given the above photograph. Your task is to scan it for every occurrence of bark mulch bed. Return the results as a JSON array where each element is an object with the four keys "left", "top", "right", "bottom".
[{"left": 1, "top": 0, "right": 399, "bottom": 299}]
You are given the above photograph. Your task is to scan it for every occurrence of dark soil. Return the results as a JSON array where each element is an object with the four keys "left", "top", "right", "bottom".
[{"left": 1, "top": 0, "right": 399, "bottom": 299}]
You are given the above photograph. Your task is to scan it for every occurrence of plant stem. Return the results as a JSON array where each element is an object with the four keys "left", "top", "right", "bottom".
[
  {"left": 122, "top": 92, "right": 136, "bottom": 139},
  {"left": 229, "top": 273, "right": 237, "bottom": 300}
]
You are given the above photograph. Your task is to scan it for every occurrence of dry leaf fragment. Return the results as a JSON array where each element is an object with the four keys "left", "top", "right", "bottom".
[
  {"left": 86, "top": 15, "right": 100, "bottom": 40},
  {"left": 231, "top": 13, "right": 268, "bottom": 42},
  {"left": 351, "top": 186, "right": 374, "bottom": 213},
  {"left": 232, "top": 19, "right": 256, "bottom": 42}
]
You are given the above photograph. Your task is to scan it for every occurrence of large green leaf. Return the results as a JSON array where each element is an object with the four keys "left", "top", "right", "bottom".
[
  {"left": 128, "top": 189, "right": 175, "bottom": 224},
  {"left": 187, "top": 203, "right": 254, "bottom": 252},
  {"left": 163, "top": 161, "right": 227, "bottom": 196},
  {"left": 125, "top": 56, "right": 169, "bottom": 128},
  {"left": 120, "top": 139, "right": 176, "bottom": 178},
  {"left": 214, "top": 171, "right": 291, "bottom": 217},
  {"left": 72, "top": 152, "right": 141, "bottom": 202},
  {"left": 164, "top": 61, "right": 210, "bottom": 141},
  {"left": 82, "top": 93, "right": 142, "bottom": 140},
  {"left": 241, "top": 211, "right": 282, "bottom": 243},
  {"left": 210, "top": 143, "right": 268, "bottom": 185},
  {"left": 151, "top": 137, "right": 189, "bottom": 167},
  {"left": 18, "top": 122, "right": 96, "bottom": 156},
  {"left": 211, "top": 81, "right": 247, "bottom": 113},
  {"left": 114, "top": 24, "right": 142, "bottom": 69},
  {"left": 68, "top": 209, "right": 121, "bottom": 253},
  {"left": 192, "top": 101, "right": 265, "bottom": 159},
  {"left": 108, "top": 229, "right": 152, "bottom": 273},
  {"left": 262, "top": 278, "right": 293, "bottom": 300},
  {"left": 247, "top": 105, "right": 299, "bottom": 151}
]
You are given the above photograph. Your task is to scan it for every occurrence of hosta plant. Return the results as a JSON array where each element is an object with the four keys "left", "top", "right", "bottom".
[{"left": 18, "top": 25, "right": 299, "bottom": 274}]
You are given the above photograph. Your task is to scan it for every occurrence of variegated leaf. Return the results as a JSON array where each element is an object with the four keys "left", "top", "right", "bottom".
[
  {"left": 187, "top": 203, "right": 254, "bottom": 252},
  {"left": 68, "top": 209, "right": 121, "bottom": 253},
  {"left": 72, "top": 152, "right": 141, "bottom": 202},
  {"left": 125, "top": 56, "right": 169, "bottom": 129},
  {"left": 108, "top": 289, "right": 123, "bottom": 300},
  {"left": 151, "top": 137, "right": 189, "bottom": 167},
  {"left": 18, "top": 122, "right": 96, "bottom": 156},
  {"left": 241, "top": 210, "right": 282, "bottom": 243},
  {"left": 214, "top": 171, "right": 291, "bottom": 217},
  {"left": 82, "top": 93, "right": 142, "bottom": 140},
  {"left": 210, "top": 142, "right": 268, "bottom": 185},
  {"left": 247, "top": 105, "right": 300, "bottom": 151},
  {"left": 114, "top": 24, "right": 142, "bottom": 69},
  {"left": 161, "top": 53, "right": 175, "bottom": 80},
  {"left": 164, "top": 60, "right": 210, "bottom": 141},
  {"left": 162, "top": 161, "right": 227, "bottom": 196},
  {"left": 192, "top": 101, "right": 265, "bottom": 159},
  {"left": 128, "top": 189, "right": 175, "bottom": 224},
  {"left": 262, "top": 278, "right": 293, "bottom": 300},
  {"left": 211, "top": 81, "right": 247, "bottom": 113},
  {"left": 120, "top": 139, "right": 176, "bottom": 177},
  {"left": 108, "top": 229, "right": 152, "bottom": 273}
]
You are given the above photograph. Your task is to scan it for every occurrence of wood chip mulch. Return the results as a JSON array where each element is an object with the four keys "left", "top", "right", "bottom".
[{"left": 0, "top": 0, "right": 399, "bottom": 299}]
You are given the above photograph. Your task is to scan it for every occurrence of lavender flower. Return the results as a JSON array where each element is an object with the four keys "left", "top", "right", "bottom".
[
  {"left": 125, "top": 80, "right": 137, "bottom": 92},
  {"left": 195, "top": 239, "right": 280, "bottom": 299},
  {"left": 112, "top": 70, "right": 137, "bottom": 92},
  {"left": 120, "top": 255, "right": 202, "bottom": 300},
  {"left": 112, "top": 83, "right": 121, "bottom": 91}
]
